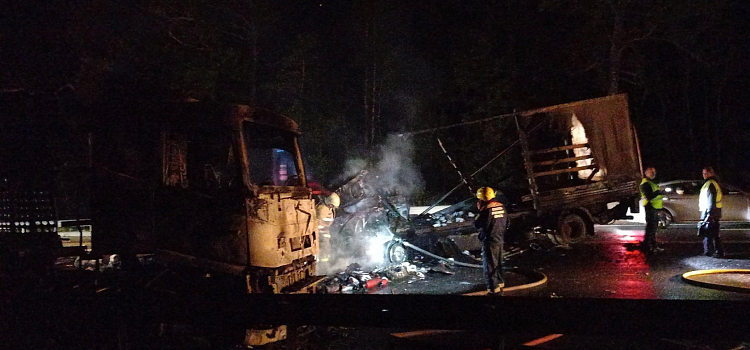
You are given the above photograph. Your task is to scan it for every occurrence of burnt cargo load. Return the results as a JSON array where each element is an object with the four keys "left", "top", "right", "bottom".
[
  {"left": 87, "top": 102, "right": 322, "bottom": 293},
  {"left": 508, "top": 94, "right": 642, "bottom": 242}
]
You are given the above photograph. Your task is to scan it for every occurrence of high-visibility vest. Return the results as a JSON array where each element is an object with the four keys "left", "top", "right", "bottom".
[
  {"left": 699, "top": 179, "right": 723, "bottom": 211},
  {"left": 640, "top": 178, "right": 663, "bottom": 209}
]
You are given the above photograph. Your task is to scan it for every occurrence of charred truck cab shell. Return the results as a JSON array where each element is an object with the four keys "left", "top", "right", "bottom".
[{"left": 88, "top": 102, "right": 320, "bottom": 294}]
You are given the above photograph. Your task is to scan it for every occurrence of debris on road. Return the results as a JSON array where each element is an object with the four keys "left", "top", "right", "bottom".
[
  {"left": 324, "top": 259, "right": 477, "bottom": 294},
  {"left": 430, "top": 261, "right": 457, "bottom": 275}
]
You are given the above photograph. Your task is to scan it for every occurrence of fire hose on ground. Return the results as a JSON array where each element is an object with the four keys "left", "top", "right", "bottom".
[{"left": 395, "top": 240, "right": 548, "bottom": 293}]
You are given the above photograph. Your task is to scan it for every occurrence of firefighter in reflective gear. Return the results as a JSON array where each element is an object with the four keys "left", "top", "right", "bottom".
[
  {"left": 640, "top": 167, "right": 664, "bottom": 253},
  {"left": 474, "top": 187, "right": 507, "bottom": 294},
  {"left": 316, "top": 192, "right": 340, "bottom": 267},
  {"left": 698, "top": 167, "right": 724, "bottom": 257}
]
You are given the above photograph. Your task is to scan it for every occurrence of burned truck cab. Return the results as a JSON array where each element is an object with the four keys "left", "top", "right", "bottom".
[
  {"left": 238, "top": 107, "right": 320, "bottom": 293},
  {"left": 89, "top": 102, "right": 321, "bottom": 294}
]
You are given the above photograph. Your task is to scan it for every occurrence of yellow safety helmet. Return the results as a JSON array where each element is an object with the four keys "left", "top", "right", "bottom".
[
  {"left": 325, "top": 192, "right": 341, "bottom": 208},
  {"left": 476, "top": 187, "right": 496, "bottom": 201}
]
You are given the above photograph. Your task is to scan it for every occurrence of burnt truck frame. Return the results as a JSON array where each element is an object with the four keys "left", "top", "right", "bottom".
[
  {"left": 410, "top": 94, "right": 642, "bottom": 246},
  {"left": 86, "top": 102, "right": 323, "bottom": 293}
]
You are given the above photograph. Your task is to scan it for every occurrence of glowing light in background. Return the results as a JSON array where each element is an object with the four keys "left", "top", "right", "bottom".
[
  {"left": 365, "top": 227, "right": 394, "bottom": 267},
  {"left": 625, "top": 204, "right": 646, "bottom": 223}
]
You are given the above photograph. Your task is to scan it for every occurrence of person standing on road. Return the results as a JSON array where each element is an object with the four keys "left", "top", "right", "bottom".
[
  {"left": 474, "top": 187, "right": 507, "bottom": 295},
  {"left": 698, "top": 166, "right": 724, "bottom": 258},
  {"left": 640, "top": 167, "right": 664, "bottom": 253}
]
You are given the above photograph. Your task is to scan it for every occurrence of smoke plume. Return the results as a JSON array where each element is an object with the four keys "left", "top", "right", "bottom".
[
  {"left": 373, "top": 134, "right": 424, "bottom": 198},
  {"left": 318, "top": 134, "right": 424, "bottom": 275}
]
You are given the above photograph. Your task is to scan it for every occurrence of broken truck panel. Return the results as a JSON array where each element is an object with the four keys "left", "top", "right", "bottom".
[
  {"left": 471, "top": 93, "right": 640, "bottom": 244},
  {"left": 514, "top": 94, "right": 641, "bottom": 220},
  {"left": 246, "top": 189, "right": 317, "bottom": 268},
  {"left": 518, "top": 95, "right": 640, "bottom": 193}
]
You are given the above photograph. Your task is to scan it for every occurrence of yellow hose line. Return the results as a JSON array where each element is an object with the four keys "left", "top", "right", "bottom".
[
  {"left": 463, "top": 268, "right": 548, "bottom": 296},
  {"left": 504, "top": 269, "right": 548, "bottom": 292},
  {"left": 681, "top": 269, "right": 750, "bottom": 293}
]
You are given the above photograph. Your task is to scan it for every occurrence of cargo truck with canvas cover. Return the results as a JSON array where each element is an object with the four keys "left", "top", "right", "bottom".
[{"left": 86, "top": 102, "right": 322, "bottom": 294}]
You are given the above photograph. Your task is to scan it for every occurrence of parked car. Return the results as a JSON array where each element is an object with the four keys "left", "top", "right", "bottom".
[{"left": 657, "top": 180, "right": 750, "bottom": 227}]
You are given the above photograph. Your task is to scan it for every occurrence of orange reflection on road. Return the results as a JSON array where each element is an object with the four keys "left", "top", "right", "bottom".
[{"left": 609, "top": 228, "right": 657, "bottom": 298}]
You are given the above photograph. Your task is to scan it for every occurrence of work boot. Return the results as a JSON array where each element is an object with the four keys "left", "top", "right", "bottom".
[{"left": 488, "top": 283, "right": 504, "bottom": 296}]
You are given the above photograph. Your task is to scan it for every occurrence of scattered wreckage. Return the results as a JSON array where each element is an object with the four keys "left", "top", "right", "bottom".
[
  {"left": 320, "top": 94, "right": 643, "bottom": 284},
  {"left": 318, "top": 170, "right": 531, "bottom": 292}
]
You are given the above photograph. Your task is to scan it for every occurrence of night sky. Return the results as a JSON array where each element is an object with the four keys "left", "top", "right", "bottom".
[{"left": 2, "top": 0, "right": 749, "bottom": 201}]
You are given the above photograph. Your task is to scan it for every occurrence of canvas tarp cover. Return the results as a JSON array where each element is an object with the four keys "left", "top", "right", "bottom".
[{"left": 522, "top": 94, "right": 641, "bottom": 183}]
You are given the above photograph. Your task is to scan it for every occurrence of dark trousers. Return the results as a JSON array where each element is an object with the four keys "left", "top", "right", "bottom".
[
  {"left": 481, "top": 237, "right": 504, "bottom": 290},
  {"left": 644, "top": 207, "right": 659, "bottom": 250},
  {"left": 701, "top": 221, "right": 724, "bottom": 256}
]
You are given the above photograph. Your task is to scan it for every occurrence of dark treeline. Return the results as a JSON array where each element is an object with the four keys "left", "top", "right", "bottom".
[{"left": 2, "top": 0, "right": 749, "bottom": 203}]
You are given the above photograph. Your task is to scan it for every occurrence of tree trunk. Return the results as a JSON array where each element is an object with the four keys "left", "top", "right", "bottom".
[
  {"left": 301, "top": 58, "right": 306, "bottom": 95},
  {"left": 371, "top": 58, "right": 377, "bottom": 147},
  {"left": 363, "top": 18, "right": 371, "bottom": 148},
  {"left": 683, "top": 63, "right": 696, "bottom": 172},
  {"left": 251, "top": 22, "right": 258, "bottom": 103},
  {"left": 607, "top": 12, "right": 624, "bottom": 95},
  {"left": 362, "top": 7, "right": 377, "bottom": 149},
  {"left": 715, "top": 77, "right": 726, "bottom": 170}
]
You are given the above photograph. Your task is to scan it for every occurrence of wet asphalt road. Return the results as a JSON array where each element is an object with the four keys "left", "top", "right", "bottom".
[
  {"left": 515, "top": 222, "right": 750, "bottom": 300},
  {"left": 10, "top": 224, "right": 746, "bottom": 350},
  {"left": 385, "top": 222, "right": 750, "bottom": 299},
  {"left": 354, "top": 223, "right": 750, "bottom": 350}
]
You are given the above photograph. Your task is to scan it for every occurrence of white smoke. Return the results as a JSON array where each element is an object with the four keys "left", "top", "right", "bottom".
[
  {"left": 338, "top": 158, "right": 368, "bottom": 184},
  {"left": 317, "top": 134, "right": 424, "bottom": 275},
  {"left": 373, "top": 134, "right": 424, "bottom": 198}
]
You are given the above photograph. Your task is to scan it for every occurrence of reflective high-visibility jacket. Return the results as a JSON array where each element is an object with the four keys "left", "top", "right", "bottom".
[
  {"left": 640, "top": 178, "right": 663, "bottom": 209},
  {"left": 699, "top": 177, "right": 722, "bottom": 219}
]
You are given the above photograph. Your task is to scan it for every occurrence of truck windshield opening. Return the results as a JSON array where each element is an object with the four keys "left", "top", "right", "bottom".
[{"left": 243, "top": 123, "right": 301, "bottom": 187}]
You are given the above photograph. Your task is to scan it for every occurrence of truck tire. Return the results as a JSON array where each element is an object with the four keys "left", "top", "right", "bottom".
[{"left": 558, "top": 213, "right": 589, "bottom": 244}]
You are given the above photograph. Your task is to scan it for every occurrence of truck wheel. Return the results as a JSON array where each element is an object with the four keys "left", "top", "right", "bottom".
[
  {"left": 558, "top": 213, "right": 589, "bottom": 244},
  {"left": 657, "top": 210, "right": 673, "bottom": 228}
]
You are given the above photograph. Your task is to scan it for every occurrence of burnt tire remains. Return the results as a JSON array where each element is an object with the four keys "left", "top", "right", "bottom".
[{"left": 558, "top": 213, "right": 589, "bottom": 244}]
